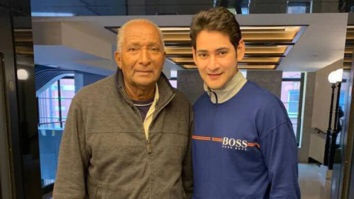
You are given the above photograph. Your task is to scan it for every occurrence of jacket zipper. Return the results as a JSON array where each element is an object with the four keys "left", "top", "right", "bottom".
[
  {"left": 146, "top": 139, "right": 152, "bottom": 154},
  {"left": 129, "top": 104, "right": 152, "bottom": 154},
  {"left": 145, "top": 93, "right": 175, "bottom": 154},
  {"left": 146, "top": 93, "right": 175, "bottom": 199}
]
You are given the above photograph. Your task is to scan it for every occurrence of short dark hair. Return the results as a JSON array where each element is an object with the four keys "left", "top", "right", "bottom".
[{"left": 190, "top": 7, "right": 242, "bottom": 50}]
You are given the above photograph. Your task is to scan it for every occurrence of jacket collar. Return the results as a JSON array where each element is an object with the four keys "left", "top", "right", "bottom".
[
  {"left": 114, "top": 69, "right": 175, "bottom": 108},
  {"left": 204, "top": 71, "right": 247, "bottom": 104}
]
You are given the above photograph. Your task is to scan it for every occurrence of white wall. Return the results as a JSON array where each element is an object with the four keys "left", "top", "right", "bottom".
[{"left": 311, "top": 59, "right": 343, "bottom": 132}]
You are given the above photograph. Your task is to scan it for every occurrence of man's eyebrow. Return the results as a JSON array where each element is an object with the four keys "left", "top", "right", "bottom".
[
  {"left": 215, "top": 47, "right": 229, "bottom": 51},
  {"left": 127, "top": 43, "right": 140, "bottom": 46},
  {"left": 196, "top": 49, "right": 208, "bottom": 53},
  {"left": 196, "top": 47, "right": 229, "bottom": 53},
  {"left": 147, "top": 43, "right": 161, "bottom": 47}
]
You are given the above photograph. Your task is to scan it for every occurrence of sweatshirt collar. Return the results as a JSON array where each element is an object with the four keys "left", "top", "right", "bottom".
[{"left": 204, "top": 71, "right": 247, "bottom": 104}]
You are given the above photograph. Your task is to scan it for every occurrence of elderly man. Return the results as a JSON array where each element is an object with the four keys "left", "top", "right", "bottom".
[
  {"left": 190, "top": 7, "right": 300, "bottom": 198},
  {"left": 53, "top": 19, "right": 193, "bottom": 199}
]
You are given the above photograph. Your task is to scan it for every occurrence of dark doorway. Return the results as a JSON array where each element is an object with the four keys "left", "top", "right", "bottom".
[{"left": 0, "top": 0, "right": 42, "bottom": 198}]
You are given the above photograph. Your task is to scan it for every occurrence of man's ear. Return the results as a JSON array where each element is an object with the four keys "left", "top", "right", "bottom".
[
  {"left": 237, "top": 39, "right": 245, "bottom": 62},
  {"left": 114, "top": 51, "right": 122, "bottom": 69}
]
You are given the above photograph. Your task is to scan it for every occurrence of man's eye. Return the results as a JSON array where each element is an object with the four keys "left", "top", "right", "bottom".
[
  {"left": 150, "top": 47, "right": 160, "bottom": 52},
  {"left": 217, "top": 51, "right": 227, "bottom": 56},
  {"left": 128, "top": 47, "right": 138, "bottom": 52},
  {"left": 198, "top": 53, "right": 208, "bottom": 58}
]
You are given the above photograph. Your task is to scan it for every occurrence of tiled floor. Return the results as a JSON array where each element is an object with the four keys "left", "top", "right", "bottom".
[{"left": 299, "top": 163, "right": 332, "bottom": 199}]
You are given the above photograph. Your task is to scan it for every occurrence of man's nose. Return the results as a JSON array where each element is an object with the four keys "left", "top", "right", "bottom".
[
  {"left": 207, "top": 55, "right": 219, "bottom": 71},
  {"left": 139, "top": 49, "right": 151, "bottom": 66}
]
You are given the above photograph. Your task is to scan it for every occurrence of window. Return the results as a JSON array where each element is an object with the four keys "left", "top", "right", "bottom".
[
  {"left": 213, "top": 0, "right": 218, "bottom": 7},
  {"left": 31, "top": 12, "right": 74, "bottom": 17},
  {"left": 280, "top": 72, "right": 304, "bottom": 145},
  {"left": 239, "top": 69, "right": 247, "bottom": 78},
  {"left": 287, "top": 1, "right": 312, "bottom": 14},
  {"left": 241, "top": 7, "right": 249, "bottom": 15},
  {"left": 37, "top": 76, "right": 75, "bottom": 187},
  {"left": 220, "top": 0, "right": 250, "bottom": 15},
  {"left": 38, "top": 77, "right": 75, "bottom": 130},
  {"left": 169, "top": 70, "right": 178, "bottom": 88},
  {"left": 240, "top": 0, "right": 250, "bottom": 15},
  {"left": 288, "top": 90, "right": 300, "bottom": 113}
]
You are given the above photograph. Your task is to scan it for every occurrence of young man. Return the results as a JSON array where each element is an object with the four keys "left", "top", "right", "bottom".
[
  {"left": 53, "top": 19, "right": 193, "bottom": 199},
  {"left": 190, "top": 7, "right": 300, "bottom": 198}
]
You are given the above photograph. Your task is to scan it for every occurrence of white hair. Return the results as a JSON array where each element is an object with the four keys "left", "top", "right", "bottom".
[{"left": 116, "top": 19, "right": 165, "bottom": 52}]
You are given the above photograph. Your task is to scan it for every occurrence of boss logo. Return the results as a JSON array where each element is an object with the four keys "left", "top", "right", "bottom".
[{"left": 222, "top": 137, "right": 248, "bottom": 151}]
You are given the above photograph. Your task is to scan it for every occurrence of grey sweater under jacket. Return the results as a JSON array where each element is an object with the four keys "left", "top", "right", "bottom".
[{"left": 53, "top": 70, "right": 193, "bottom": 199}]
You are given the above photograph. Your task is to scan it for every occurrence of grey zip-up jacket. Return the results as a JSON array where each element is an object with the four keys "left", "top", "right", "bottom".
[{"left": 53, "top": 70, "right": 193, "bottom": 199}]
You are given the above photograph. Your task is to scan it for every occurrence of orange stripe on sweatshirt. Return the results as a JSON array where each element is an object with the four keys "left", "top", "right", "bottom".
[
  {"left": 192, "top": 135, "right": 211, "bottom": 141},
  {"left": 212, "top": 137, "right": 223, "bottom": 142},
  {"left": 247, "top": 142, "right": 260, "bottom": 148}
]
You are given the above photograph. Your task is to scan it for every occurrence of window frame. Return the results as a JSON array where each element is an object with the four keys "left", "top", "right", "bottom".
[
  {"left": 287, "top": 0, "right": 312, "bottom": 14},
  {"left": 38, "top": 76, "right": 74, "bottom": 130},
  {"left": 37, "top": 75, "right": 75, "bottom": 190},
  {"left": 282, "top": 73, "right": 305, "bottom": 146}
]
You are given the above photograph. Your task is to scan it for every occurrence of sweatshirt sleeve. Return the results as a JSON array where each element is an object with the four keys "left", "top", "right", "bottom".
[
  {"left": 182, "top": 105, "right": 194, "bottom": 199},
  {"left": 260, "top": 121, "right": 300, "bottom": 199},
  {"left": 53, "top": 99, "right": 89, "bottom": 199}
]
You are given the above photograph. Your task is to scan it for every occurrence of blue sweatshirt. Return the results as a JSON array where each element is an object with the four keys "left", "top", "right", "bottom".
[{"left": 192, "top": 80, "right": 300, "bottom": 199}]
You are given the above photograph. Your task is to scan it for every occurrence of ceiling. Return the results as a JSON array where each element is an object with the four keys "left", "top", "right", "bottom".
[
  {"left": 30, "top": 0, "right": 351, "bottom": 16},
  {"left": 30, "top": 13, "right": 349, "bottom": 74},
  {"left": 106, "top": 26, "right": 305, "bottom": 70}
]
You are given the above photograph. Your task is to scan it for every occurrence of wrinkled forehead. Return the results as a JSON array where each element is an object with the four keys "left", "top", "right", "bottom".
[{"left": 123, "top": 22, "right": 162, "bottom": 45}]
